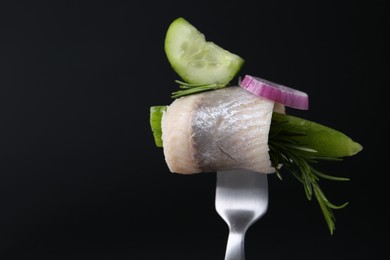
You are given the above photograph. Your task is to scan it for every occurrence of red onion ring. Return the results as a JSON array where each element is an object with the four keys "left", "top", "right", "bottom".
[{"left": 240, "top": 75, "right": 309, "bottom": 110}]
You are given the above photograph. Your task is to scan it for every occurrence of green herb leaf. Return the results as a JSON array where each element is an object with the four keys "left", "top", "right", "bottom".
[
  {"left": 150, "top": 106, "right": 167, "bottom": 147},
  {"left": 271, "top": 112, "right": 363, "bottom": 157}
]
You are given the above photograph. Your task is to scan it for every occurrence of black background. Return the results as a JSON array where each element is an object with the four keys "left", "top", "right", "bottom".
[{"left": 0, "top": 1, "right": 388, "bottom": 259}]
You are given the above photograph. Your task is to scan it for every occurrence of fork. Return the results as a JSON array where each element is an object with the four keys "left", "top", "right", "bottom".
[{"left": 215, "top": 169, "right": 269, "bottom": 260}]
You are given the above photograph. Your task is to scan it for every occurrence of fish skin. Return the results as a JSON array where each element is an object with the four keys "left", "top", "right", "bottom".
[{"left": 162, "top": 86, "right": 276, "bottom": 174}]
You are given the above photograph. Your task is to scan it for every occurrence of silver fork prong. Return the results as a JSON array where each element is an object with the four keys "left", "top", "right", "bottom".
[{"left": 216, "top": 170, "right": 268, "bottom": 260}]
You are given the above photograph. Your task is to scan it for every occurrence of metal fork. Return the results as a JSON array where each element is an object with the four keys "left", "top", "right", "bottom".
[{"left": 215, "top": 169, "right": 269, "bottom": 260}]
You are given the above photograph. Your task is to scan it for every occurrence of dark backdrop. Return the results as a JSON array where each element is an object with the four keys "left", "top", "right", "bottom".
[{"left": 0, "top": 1, "right": 388, "bottom": 259}]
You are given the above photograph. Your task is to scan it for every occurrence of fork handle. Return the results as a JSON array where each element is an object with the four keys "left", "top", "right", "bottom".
[{"left": 224, "top": 231, "right": 245, "bottom": 260}]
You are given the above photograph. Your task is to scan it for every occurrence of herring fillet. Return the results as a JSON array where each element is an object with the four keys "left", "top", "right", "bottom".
[
  {"left": 161, "top": 87, "right": 276, "bottom": 174},
  {"left": 161, "top": 94, "right": 201, "bottom": 174}
]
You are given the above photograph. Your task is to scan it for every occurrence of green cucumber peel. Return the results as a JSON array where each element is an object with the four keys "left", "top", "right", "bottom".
[{"left": 150, "top": 106, "right": 167, "bottom": 148}]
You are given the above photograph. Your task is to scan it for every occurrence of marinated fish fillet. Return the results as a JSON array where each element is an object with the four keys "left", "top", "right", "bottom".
[{"left": 161, "top": 86, "right": 276, "bottom": 174}]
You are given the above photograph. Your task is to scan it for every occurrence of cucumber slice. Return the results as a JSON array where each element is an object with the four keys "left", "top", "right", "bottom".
[{"left": 164, "top": 17, "right": 244, "bottom": 85}]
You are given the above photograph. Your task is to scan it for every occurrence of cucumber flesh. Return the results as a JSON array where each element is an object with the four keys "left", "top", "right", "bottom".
[{"left": 164, "top": 17, "right": 244, "bottom": 85}]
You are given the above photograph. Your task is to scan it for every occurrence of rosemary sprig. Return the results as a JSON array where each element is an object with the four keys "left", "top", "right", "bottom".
[
  {"left": 268, "top": 119, "right": 349, "bottom": 234},
  {"left": 171, "top": 80, "right": 228, "bottom": 98}
]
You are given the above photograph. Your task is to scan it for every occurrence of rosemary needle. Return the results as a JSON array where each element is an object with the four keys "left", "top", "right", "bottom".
[
  {"left": 171, "top": 80, "right": 228, "bottom": 98},
  {"left": 269, "top": 118, "right": 350, "bottom": 235}
]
